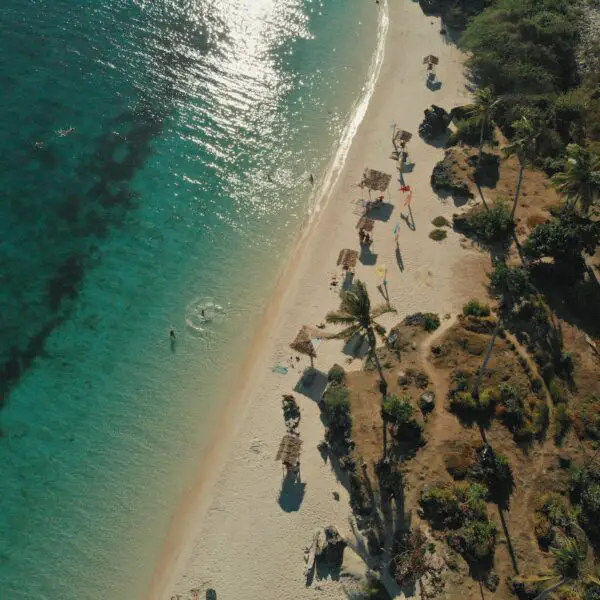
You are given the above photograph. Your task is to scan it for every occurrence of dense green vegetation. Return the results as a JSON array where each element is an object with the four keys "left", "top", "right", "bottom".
[{"left": 461, "top": 0, "right": 580, "bottom": 94}]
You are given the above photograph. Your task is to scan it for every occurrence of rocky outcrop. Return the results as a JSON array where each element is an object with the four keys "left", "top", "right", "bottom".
[
  {"left": 431, "top": 150, "right": 473, "bottom": 198},
  {"left": 419, "top": 105, "right": 451, "bottom": 141}
]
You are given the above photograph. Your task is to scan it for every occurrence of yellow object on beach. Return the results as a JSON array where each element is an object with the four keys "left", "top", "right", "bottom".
[{"left": 376, "top": 264, "right": 387, "bottom": 279}]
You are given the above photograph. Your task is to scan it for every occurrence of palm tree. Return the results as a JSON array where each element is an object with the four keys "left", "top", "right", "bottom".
[
  {"left": 326, "top": 280, "right": 396, "bottom": 386},
  {"left": 467, "top": 87, "right": 500, "bottom": 168},
  {"left": 532, "top": 535, "right": 597, "bottom": 600},
  {"left": 551, "top": 144, "right": 600, "bottom": 215},
  {"left": 503, "top": 116, "right": 539, "bottom": 220}
]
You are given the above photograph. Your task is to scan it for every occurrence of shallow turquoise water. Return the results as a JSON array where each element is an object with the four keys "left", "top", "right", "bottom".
[{"left": 0, "top": 1, "right": 379, "bottom": 598}]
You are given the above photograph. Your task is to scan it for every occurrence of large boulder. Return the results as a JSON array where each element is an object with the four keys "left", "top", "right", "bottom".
[
  {"left": 419, "top": 105, "right": 451, "bottom": 141},
  {"left": 316, "top": 526, "right": 347, "bottom": 569},
  {"left": 431, "top": 150, "right": 473, "bottom": 198}
]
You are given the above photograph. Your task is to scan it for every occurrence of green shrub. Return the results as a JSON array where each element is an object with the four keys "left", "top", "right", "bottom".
[
  {"left": 571, "top": 466, "right": 600, "bottom": 541},
  {"left": 420, "top": 484, "right": 463, "bottom": 529},
  {"left": 450, "top": 391, "right": 477, "bottom": 413},
  {"left": 549, "top": 378, "right": 570, "bottom": 404},
  {"left": 448, "top": 117, "right": 495, "bottom": 147},
  {"left": 463, "top": 299, "right": 491, "bottom": 317},
  {"left": 524, "top": 207, "right": 600, "bottom": 274},
  {"left": 466, "top": 201, "right": 513, "bottom": 243},
  {"left": 457, "top": 519, "right": 497, "bottom": 560},
  {"left": 461, "top": 0, "right": 579, "bottom": 95},
  {"left": 423, "top": 313, "right": 441, "bottom": 331},
  {"left": 554, "top": 403, "right": 571, "bottom": 442},
  {"left": 479, "top": 387, "right": 499, "bottom": 410},
  {"left": 327, "top": 363, "right": 346, "bottom": 385},
  {"left": 383, "top": 394, "right": 414, "bottom": 425},
  {"left": 432, "top": 216, "right": 451, "bottom": 228},
  {"left": 537, "top": 492, "right": 572, "bottom": 528},
  {"left": 323, "top": 386, "right": 352, "bottom": 436},
  {"left": 429, "top": 228, "right": 447, "bottom": 241},
  {"left": 490, "top": 263, "right": 533, "bottom": 305}
]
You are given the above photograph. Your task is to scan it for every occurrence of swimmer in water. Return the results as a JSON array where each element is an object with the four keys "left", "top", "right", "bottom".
[
  {"left": 57, "top": 127, "right": 76, "bottom": 137},
  {"left": 308, "top": 174, "right": 314, "bottom": 185},
  {"left": 169, "top": 329, "right": 176, "bottom": 339},
  {"left": 201, "top": 309, "right": 205, "bottom": 318}
]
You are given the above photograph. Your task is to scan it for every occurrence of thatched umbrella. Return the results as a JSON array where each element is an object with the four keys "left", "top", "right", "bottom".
[
  {"left": 356, "top": 216, "right": 375, "bottom": 232},
  {"left": 423, "top": 54, "right": 439, "bottom": 65},
  {"left": 290, "top": 325, "right": 320, "bottom": 367},
  {"left": 394, "top": 129, "right": 413, "bottom": 144},
  {"left": 336, "top": 248, "right": 359, "bottom": 270},
  {"left": 359, "top": 168, "right": 391, "bottom": 198},
  {"left": 276, "top": 434, "right": 303, "bottom": 473}
]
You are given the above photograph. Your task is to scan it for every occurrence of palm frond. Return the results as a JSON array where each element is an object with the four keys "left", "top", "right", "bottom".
[
  {"left": 328, "top": 324, "right": 362, "bottom": 341},
  {"left": 326, "top": 311, "right": 358, "bottom": 326},
  {"left": 371, "top": 303, "right": 397, "bottom": 318}
]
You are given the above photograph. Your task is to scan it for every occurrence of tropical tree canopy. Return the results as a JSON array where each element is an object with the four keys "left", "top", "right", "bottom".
[
  {"left": 325, "top": 280, "right": 394, "bottom": 342},
  {"left": 503, "top": 116, "right": 539, "bottom": 167},
  {"left": 551, "top": 144, "right": 600, "bottom": 214}
]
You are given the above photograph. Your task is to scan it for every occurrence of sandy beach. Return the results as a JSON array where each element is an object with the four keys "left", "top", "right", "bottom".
[{"left": 148, "top": 1, "right": 487, "bottom": 598}]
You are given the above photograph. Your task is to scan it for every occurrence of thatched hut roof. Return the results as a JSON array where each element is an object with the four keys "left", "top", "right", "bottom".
[
  {"left": 356, "top": 217, "right": 375, "bottom": 232},
  {"left": 423, "top": 54, "right": 439, "bottom": 65},
  {"left": 290, "top": 326, "right": 319, "bottom": 358},
  {"left": 336, "top": 248, "right": 358, "bottom": 269},
  {"left": 276, "top": 434, "right": 303, "bottom": 468},
  {"left": 360, "top": 168, "right": 391, "bottom": 192},
  {"left": 394, "top": 129, "right": 413, "bottom": 144}
]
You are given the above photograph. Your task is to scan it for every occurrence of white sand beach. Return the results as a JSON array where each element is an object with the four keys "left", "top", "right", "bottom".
[{"left": 147, "top": 1, "right": 487, "bottom": 598}]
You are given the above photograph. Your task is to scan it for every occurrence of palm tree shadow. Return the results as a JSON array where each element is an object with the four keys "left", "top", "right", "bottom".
[
  {"left": 342, "top": 332, "right": 370, "bottom": 358},
  {"left": 294, "top": 369, "right": 328, "bottom": 403},
  {"left": 395, "top": 245, "right": 404, "bottom": 272},
  {"left": 278, "top": 471, "right": 306, "bottom": 512}
]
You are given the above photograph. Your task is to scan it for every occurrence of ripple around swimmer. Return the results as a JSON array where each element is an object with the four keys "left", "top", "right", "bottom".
[{"left": 185, "top": 296, "right": 225, "bottom": 338}]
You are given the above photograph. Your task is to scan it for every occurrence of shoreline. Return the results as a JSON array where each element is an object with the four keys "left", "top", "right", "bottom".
[
  {"left": 146, "top": 0, "right": 487, "bottom": 597},
  {"left": 143, "top": 4, "right": 390, "bottom": 597}
]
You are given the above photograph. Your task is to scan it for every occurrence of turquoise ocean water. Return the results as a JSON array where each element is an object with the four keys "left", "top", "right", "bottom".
[{"left": 0, "top": 1, "right": 381, "bottom": 598}]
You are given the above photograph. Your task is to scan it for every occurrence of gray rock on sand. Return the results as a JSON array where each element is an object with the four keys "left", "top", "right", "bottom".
[
  {"left": 317, "top": 526, "right": 347, "bottom": 568},
  {"left": 419, "top": 391, "right": 436, "bottom": 413}
]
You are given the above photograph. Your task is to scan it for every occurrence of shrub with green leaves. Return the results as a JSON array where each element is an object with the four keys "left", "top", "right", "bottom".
[
  {"left": 322, "top": 385, "right": 352, "bottom": 443},
  {"left": 327, "top": 363, "right": 346, "bottom": 386},
  {"left": 524, "top": 207, "right": 600, "bottom": 274},
  {"left": 449, "top": 391, "right": 477, "bottom": 413},
  {"left": 432, "top": 216, "right": 451, "bottom": 228},
  {"left": 383, "top": 394, "right": 414, "bottom": 425},
  {"left": 549, "top": 378, "right": 570, "bottom": 404},
  {"left": 456, "top": 519, "right": 497, "bottom": 560},
  {"left": 429, "top": 228, "right": 447, "bottom": 241},
  {"left": 466, "top": 202, "right": 513, "bottom": 243},
  {"left": 423, "top": 313, "right": 441, "bottom": 332},
  {"left": 571, "top": 466, "right": 600, "bottom": 542},
  {"left": 463, "top": 299, "right": 491, "bottom": 317},
  {"left": 490, "top": 263, "right": 533, "bottom": 305},
  {"left": 461, "top": 0, "right": 579, "bottom": 95}
]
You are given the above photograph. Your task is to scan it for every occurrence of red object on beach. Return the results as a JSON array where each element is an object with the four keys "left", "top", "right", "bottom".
[{"left": 400, "top": 185, "right": 411, "bottom": 192}]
